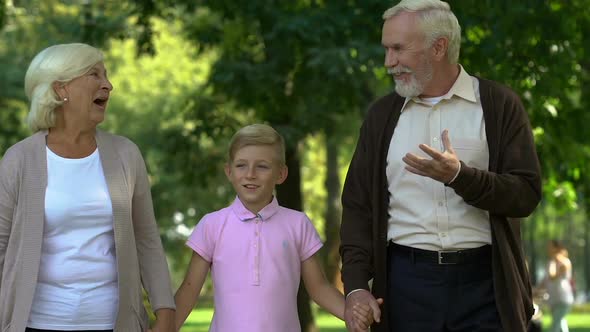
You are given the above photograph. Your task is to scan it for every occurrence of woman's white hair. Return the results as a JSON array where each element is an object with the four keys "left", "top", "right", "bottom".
[
  {"left": 383, "top": 0, "right": 461, "bottom": 64},
  {"left": 24, "top": 43, "right": 103, "bottom": 132}
]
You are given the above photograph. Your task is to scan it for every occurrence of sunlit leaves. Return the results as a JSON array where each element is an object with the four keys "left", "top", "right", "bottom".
[
  {"left": 545, "top": 178, "right": 579, "bottom": 212},
  {"left": 464, "top": 26, "right": 489, "bottom": 45}
]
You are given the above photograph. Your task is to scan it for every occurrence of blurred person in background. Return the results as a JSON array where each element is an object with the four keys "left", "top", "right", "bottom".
[{"left": 543, "top": 240, "right": 574, "bottom": 332}]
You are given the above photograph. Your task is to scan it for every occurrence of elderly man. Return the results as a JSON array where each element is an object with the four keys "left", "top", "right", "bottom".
[{"left": 339, "top": 1, "right": 542, "bottom": 331}]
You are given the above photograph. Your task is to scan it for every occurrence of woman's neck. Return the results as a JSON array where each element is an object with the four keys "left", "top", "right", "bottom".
[{"left": 46, "top": 127, "right": 97, "bottom": 158}]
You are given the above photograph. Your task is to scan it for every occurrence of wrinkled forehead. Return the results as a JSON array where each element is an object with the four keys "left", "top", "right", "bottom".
[
  {"left": 89, "top": 61, "right": 107, "bottom": 72},
  {"left": 381, "top": 12, "right": 426, "bottom": 46}
]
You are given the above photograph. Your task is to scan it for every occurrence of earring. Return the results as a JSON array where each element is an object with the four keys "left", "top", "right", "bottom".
[{"left": 63, "top": 97, "right": 68, "bottom": 102}]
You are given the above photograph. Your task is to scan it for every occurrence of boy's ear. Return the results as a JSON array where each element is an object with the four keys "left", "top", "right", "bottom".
[
  {"left": 224, "top": 163, "right": 231, "bottom": 179},
  {"left": 276, "top": 165, "right": 288, "bottom": 185}
]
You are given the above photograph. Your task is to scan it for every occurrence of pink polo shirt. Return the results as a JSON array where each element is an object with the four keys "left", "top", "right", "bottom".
[{"left": 187, "top": 197, "right": 323, "bottom": 332}]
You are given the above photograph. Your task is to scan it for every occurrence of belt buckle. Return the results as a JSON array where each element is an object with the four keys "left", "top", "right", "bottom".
[{"left": 438, "top": 250, "right": 459, "bottom": 265}]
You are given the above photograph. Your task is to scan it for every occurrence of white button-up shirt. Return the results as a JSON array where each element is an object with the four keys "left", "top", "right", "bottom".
[{"left": 387, "top": 66, "right": 491, "bottom": 250}]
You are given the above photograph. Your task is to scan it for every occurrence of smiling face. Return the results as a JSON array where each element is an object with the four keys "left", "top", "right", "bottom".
[
  {"left": 225, "top": 144, "right": 288, "bottom": 214},
  {"left": 382, "top": 12, "right": 434, "bottom": 97},
  {"left": 56, "top": 61, "right": 113, "bottom": 128}
]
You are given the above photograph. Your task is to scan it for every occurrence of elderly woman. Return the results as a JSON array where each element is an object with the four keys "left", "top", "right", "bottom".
[{"left": 0, "top": 43, "right": 175, "bottom": 332}]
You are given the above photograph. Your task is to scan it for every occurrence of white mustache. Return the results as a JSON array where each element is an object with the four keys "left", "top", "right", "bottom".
[{"left": 387, "top": 67, "right": 413, "bottom": 75}]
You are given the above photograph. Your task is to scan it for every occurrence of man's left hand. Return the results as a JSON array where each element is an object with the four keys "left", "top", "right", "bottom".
[{"left": 402, "top": 129, "right": 460, "bottom": 184}]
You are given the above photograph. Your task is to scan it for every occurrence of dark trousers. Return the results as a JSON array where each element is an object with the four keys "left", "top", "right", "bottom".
[
  {"left": 387, "top": 243, "right": 502, "bottom": 332},
  {"left": 26, "top": 329, "right": 113, "bottom": 332}
]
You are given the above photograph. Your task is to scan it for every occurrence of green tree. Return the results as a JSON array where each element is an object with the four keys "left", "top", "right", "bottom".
[
  {"left": 455, "top": 1, "right": 590, "bottom": 289},
  {"left": 0, "top": 0, "right": 6, "bottom": 29},
  {"left": 101, "top": 18, "right": 246, "bottom": 283},
  {"left": 0, "top": 0, "right": 130, "bottom": 151}
]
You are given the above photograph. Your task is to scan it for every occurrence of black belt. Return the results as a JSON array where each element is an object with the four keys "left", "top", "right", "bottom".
[{"left": 389, "top": 242, "right": 491, "bottom": 265}]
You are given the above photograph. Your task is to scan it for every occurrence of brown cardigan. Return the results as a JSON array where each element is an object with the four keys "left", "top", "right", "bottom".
[
  {"left": 340, "top": 77, "right": 542, "bottom": 332},
  {"left": 0, "top": 130, "right": 175, "bottom": 332}
]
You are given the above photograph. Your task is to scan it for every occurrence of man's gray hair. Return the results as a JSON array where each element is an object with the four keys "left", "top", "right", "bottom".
[{"left": 383, "top": 0, "right": 461, "bottom": 64}]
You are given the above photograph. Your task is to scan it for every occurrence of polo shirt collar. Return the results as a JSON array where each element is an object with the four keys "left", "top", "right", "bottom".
[
  {"left": 230, "top": 196, "right": 280, "bottom": 222},
  {"left": 401, "top": 65, "right": 477, "bottom": 111}
]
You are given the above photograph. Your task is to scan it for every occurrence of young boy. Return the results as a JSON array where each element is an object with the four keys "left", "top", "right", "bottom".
[{"left": 174, "top": 124, "right": 373, "bottom": 331}]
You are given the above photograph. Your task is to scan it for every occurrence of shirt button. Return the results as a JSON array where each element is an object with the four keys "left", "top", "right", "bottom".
[
  {"left": 255, "top": 232, "right": 259, "bottom": 236},
  {"left": 433, "top": 137, "right": 439, "bottom": 142},
  {"left": 438, "top": 202, "right": 444, "bottom": 207}
]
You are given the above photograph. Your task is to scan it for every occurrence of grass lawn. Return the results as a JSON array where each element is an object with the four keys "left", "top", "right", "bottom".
[
  {"left": 542, "top": 312, "right": 590, "bottom": 332},
  {"left": 180, "top": 307, "right": 348, "bottom": 332},
  {"left": 179, "top": 306, "right": 590, "bottom": 332}
]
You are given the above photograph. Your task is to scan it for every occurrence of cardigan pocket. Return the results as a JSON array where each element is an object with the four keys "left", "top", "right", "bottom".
[{"left": 133, "top": 305, "right": 149, "bottom": 331}]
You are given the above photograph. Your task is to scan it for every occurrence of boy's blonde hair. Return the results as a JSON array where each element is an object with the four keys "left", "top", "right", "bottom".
[{"left": 228, "top": 124, "right": 286, "bottom": 165}]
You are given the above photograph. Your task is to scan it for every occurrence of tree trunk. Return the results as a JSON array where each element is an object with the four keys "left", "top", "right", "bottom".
[
  {"left": 276, "top": 144, "right": 316, "bottom": 332},
  {"left": 323, "top": 134, "right": 342, "bottom": 286},
  {"left": 81, "top": 0, "right": 95, "bottom": 44},
  {"left": 585, "top": 191, "right": 590, "bottom": 299},
  {"left": 527, "top": 216, "right": 538, "bottom": 285},
  {"left": 0, "top": 0, "right": 6, "bottom": 30}
]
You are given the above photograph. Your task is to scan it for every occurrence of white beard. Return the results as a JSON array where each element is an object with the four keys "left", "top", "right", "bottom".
[
  {"left": 394, "top": 75, "right": 424, "bottom": 98},
  {"left": 391, "top": 57, "right": 434, "bottom": 98}
]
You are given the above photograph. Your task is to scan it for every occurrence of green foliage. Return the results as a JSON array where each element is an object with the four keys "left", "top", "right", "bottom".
[
  {"left": 179, "top": 1, "right": 388, "bottom": 144},
  {"left": 302, "top": 127, "right": 360, "bottom": 239},
  {"left": 101, "top": 17, "right": 250, "bottom": 284},
  {"left": 0, "top": 0, "right": 132, "bottom": 152},
  {"left": 456, "top": 2, "right": 590, "bottom": 209},
  {"left": 3, "top": 0, "right": 590, "bottom": 303},
  {"left": 453, "top": 1, "right": 590, "bottom": 293}
]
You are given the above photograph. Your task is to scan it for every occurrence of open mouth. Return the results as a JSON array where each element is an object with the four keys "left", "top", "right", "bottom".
[{"left": 94, "top": 97, "right": 108, "bottom": 108}]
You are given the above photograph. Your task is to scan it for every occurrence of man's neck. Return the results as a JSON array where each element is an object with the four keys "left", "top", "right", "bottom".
[{"left": 420, "top": 64, "right": 461, "bottom": 98}]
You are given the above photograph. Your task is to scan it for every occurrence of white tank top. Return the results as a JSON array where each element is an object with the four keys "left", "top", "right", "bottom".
[{"left": 28, "top": 147, "right": 118, "bottom": 330}]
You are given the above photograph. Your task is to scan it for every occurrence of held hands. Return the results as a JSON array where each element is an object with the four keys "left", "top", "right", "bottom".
[
  {"left": 352, "top": 301, "right": 383, "bottom": 329},
  {"left": 146, "top": 320, "right": 175, "bottom": 332},
  {"left": 344, "top": 290, "right": 384, "bottom": 332},
  {"left": 402, "top": 129, "right": 460, "bottom": 184},
  {"left": 146, "top": 308, "right": 175, "bottom": 332}
]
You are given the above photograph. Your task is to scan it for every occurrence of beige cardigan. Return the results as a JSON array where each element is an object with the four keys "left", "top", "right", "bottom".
[{"left": 0, "top": 130, "right": 175, "bottom": 332}]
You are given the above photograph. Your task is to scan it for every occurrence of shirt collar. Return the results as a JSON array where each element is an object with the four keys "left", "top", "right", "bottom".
[
  {"left": 230, "top": 196, "right": 280, "bottom": 222},
  {"left": 401, "top": 65, "right": 477, "bottom": 112}
]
